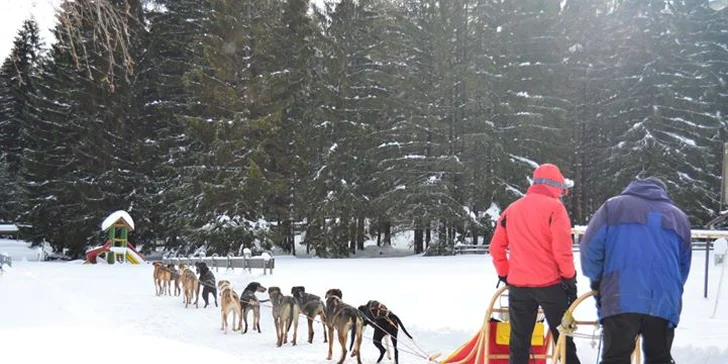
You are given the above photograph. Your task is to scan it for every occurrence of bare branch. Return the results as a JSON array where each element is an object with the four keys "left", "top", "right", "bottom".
[{"left": 54, "top": 0, "right": 138, "bottom": 92}]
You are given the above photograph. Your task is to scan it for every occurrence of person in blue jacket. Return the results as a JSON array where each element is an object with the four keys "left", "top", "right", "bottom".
[{"left": 580, "top": 177, "right": 691, "bottom": 364}]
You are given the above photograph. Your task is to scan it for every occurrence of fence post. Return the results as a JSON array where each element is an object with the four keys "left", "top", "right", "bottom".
[
  {"left": 705, "top": 240, "right": 711, "bottom": 299},
  {"left": 226, "top": 254, "right": 233, "bottom": 272},
  {"left": 243, "top": 248, "right": 252, "bottom": 273}
]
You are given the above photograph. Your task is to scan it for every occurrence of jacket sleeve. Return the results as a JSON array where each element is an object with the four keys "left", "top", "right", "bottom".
[
  {"left": 580, "top": 202, "right": 608, "bottom": 283},
  {"left": 678, "top": 215, "right": 692, "bottom": 287},
  {"left": 489, "top": 211, "right": 510, "bottom": 277},
  {"left": 550, "top": 202, "right": 576, "bottom": 279}
]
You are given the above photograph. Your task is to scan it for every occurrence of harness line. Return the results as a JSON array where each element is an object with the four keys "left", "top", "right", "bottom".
[{"left": 238, "top": 297, "right": 433, "bottom": 361}]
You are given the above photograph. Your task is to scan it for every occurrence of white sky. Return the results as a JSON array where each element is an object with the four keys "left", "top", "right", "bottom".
[{"left": 0, "top": 0, "right": 61, "bottom": 61}]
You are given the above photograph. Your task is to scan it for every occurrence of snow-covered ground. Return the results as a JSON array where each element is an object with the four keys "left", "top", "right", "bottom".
[
  {"left": 0, "top": 238, "right": 48, "bottom": 262},
  {"left": 1, "top": 250, "right": 727, "bottom": 363}
]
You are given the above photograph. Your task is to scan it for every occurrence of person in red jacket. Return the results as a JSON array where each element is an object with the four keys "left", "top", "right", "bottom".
[{"left": 489, "top": 163, "right": 580, "bottom": 364}]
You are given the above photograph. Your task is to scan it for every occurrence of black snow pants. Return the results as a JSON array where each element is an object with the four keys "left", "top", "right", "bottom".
[
  {"left": 600, "top": 313, "right": 675, "bottom": 364},
  {"left": 508, "top": 283, "right": 580, "bottom": 364}
]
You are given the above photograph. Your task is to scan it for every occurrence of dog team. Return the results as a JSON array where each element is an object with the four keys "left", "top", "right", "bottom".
[{"left": 152, "top": 261, "right": 413, "bottom": 364}]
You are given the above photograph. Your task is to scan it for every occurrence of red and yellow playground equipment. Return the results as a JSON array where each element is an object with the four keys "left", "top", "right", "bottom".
[
  {"left": 85, "top": 210, "right": 145, "bottom": 264},
  {"left": 434, "top": 286, "right": 641, "bottom": 364}
]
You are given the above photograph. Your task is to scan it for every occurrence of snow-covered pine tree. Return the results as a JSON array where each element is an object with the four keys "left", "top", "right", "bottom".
[
  {"left": 133, "top": 0, "right": 211, "bottom": 251},
  {"left": 0, "top": 19, "right": 41, "bottom": 222},
  {"left": 20, "top": 0, "right": 149, "bottom": 257},
  {"left": 595, "top": 0, "right": 725, "bottom": 224}
]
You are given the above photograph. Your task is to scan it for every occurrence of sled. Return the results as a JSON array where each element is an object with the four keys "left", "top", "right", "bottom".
[
  {"left": 437, "top": 286, "right": 642, "bottom": 364},
  {"left": 552, "top": 290, "right": 641, "bottom": 363}
]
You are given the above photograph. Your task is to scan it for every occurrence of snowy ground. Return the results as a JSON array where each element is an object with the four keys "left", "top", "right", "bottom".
[{"left": 1, "top": 251, "right": 727, "bottom": 363}]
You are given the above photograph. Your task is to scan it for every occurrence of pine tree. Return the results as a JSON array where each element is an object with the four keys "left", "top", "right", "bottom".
[
  {"left": 133, "top": 0, "right": 211, "bottom": 251},
  {"left": 20, "top": 0, "right": 148, "bottom": 256},
  {"left": 593, "top": 0, "right": 725, "bottom": 224},
  {"left": 0, "top": 19, "right": 42, "bottom": 222}
]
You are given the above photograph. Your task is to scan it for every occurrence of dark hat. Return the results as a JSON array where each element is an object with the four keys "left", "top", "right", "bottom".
[{"left": 642, "top": 176, "right": 667, "bottom": 191}]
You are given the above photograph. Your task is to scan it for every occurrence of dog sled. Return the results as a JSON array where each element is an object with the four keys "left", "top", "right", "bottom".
[{"left": 434, "top": 285, "right": 642, "bottom": 364}]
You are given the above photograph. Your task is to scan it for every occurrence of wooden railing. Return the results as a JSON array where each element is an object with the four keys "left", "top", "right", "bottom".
[
  {"left": 161, "top": 252, "right": 275, "bottom": 275},
  {"left": 453, "top": 239, "right": 714, "bottom": 255},
  {"left": 0, "top": 252, "right": 11, "bottom": 271}
]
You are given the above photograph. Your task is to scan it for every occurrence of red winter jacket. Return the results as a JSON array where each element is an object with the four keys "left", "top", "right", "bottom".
[{"left": 489, "top": 183, "right": 576, "bottom": 288}]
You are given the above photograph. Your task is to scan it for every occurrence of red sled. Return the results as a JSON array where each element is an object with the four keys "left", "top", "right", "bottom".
[
  {"left": 436, "top": 287, "right": 644, "bottom": 364},
  {"left": 437, "top": 285, "right": 552, "bottom": 364}
]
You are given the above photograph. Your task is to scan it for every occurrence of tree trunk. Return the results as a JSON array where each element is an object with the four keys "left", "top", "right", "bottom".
[
  {"left": 425, "top": 224, "right": 431, "bottom": 247},
  {"left": 287, "top": 217, "right": 295, "bottom": 256},
  {"left": 357, "top": 217, "right": 365, "bottom": 251},
  {"left": 383, "top": 220, "right": 391, "bottom": 246},
  {"left": 377, "top": 219, "right": 382, "bottom": 247},
  {"left": 348, "top": 217, "right": 356, "bottom": 255},
  {"left": 414, "top": 228, "right": 423, "bottom": 254}
]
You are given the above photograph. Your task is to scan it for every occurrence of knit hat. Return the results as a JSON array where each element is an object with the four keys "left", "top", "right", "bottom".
[{"left": 642, "top": 176, "right": 667, "bottom": 191}]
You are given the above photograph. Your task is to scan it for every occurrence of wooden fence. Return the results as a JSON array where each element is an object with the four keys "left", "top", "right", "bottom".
[
  {"left": 161, "top": 253, "right": 275, "bottom": 275},
  {"left": 0, "top": 252, "right": 11, "bottom": 270},
  {"left": 454, "top": 241, "right": 713, "bottom": 255}
]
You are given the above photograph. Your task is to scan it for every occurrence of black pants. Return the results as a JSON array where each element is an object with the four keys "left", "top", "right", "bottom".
[
  {"left": 508, "top": 284, "right": 580, "bottom": 364},
  {"left": 601, "top": 313, "right": 674, "bottom": 364}
]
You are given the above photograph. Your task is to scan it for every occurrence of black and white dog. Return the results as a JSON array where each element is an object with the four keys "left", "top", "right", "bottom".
[
  {"left": 351, "top": 300, "right": 413, "bottom": 364},
  {"left": 194, "top": 262, "right": 217, "bottom": 308}
]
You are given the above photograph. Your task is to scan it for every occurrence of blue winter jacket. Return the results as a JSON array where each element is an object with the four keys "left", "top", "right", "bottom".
[{"left": 579, "top": 180, "right": 692, "bottom": 328}]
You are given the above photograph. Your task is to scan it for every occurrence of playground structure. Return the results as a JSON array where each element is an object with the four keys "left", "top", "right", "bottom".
[
  {"left": 436, "top": 286, "right": 641, "bottom": 364},
  {"left": 85, "top": 210, "right": 145, "bottom": 264}
]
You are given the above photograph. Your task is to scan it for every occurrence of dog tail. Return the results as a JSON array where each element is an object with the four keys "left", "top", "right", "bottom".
[
  {"left": 285, "top": 302, "right": 297, "bottom": 333},
  {"left": 394, "top": 314, "right": 413, "bottom": 339},
  {"left": 349, "top": 314, "right": 357, "bottom": 351}
]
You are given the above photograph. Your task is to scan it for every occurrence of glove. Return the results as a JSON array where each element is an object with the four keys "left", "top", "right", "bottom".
[
  {"left": 496, "top": 275, "right": 508, "bottom": 288},
  {"left": 591, "top": 280, "right": 601, "bottom": 307},
  {"left": 590, "top": 280, "right": 600, "bottom": 291},
  {"left": 561, "top": 275, "right": 577, "bottom": 305}
]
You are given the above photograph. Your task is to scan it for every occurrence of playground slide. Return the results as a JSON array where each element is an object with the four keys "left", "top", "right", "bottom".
[
  {"left": 126, "top": 243, "right": 146, "bottom": 264},
  {"left": 125, "top": 249, "right": 144, "bottom": 264},
  {"left": 85, "top": 240, "right": 112, "bottom": 264}
]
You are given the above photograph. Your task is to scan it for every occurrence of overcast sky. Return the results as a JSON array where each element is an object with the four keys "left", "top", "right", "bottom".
[{"left": 0, "top": 0, "right": 60, "bottom": 61}]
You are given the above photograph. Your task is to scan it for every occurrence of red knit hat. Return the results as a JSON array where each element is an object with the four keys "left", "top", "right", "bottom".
[{"left": 532, "top": 163, "right": 574, "bottom": 190}]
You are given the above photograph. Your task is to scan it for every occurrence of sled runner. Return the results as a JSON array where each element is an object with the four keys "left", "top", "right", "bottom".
[{"left": 437, "top": 286, "right": 641, "bottom": 364}]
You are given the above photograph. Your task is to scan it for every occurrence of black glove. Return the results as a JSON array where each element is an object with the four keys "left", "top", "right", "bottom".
[
  {"left": 590, "top": 280, "right": 600, "bottom": 291},
  {"left": 561, "top": 275, "right": 577, "bottom": 305},
  {"left": 591, "top": 280, "right": 601, "bottom": 307},
  {"left": 496, "top": 275, "right": 508, "bottom": 288}
]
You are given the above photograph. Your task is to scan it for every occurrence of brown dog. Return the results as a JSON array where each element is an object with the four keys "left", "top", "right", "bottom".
[
  {"left": 324, "top": 289, "right": 364, "bottom": 364},
  {"left": 218, "top": 280, "right": 241, "bottom": 334},
  {"left": 291, "top": 286, "right": 327, "bottom": 344},
  {"left": 152, "top": 262, "right": 163, "bottom": 295},
  {"left": 181, "top": 267, "right": 199, "bottom": 308},
  {"left": 152, "top": 262, "right": 168, "bottom": 295},
  {"left": 268, "top": 286, "right": 300, "bottom": 347},
  {"left": 178, "top": 263, "right": 188, "bottom": 302},
  {"left": 168, "top": 264, "right": 181, "bottom": 296}
]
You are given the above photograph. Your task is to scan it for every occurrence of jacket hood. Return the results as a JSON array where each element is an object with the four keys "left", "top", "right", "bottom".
[
  {"left": 529, "top": 163, "right": 572, "bottom": 198},
  {"left": 620, "top": 179, "right": 671, "bottom": 202},
  {"left": 527, "top": 184, "right": 563, "bottom": 198}
]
